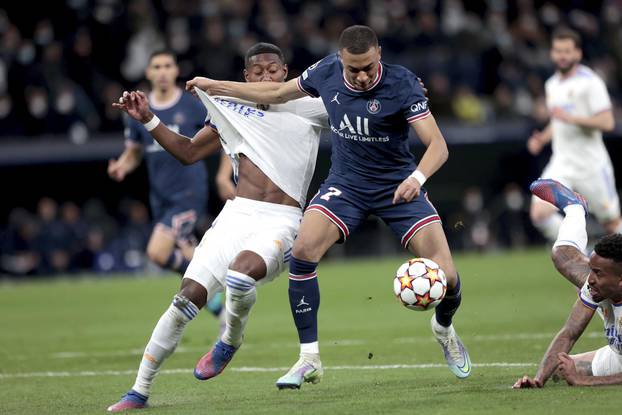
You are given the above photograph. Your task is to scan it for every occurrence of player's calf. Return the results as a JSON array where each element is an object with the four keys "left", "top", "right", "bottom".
[{"left": 194, "top": 270, "right": 257, "bottom": 380}]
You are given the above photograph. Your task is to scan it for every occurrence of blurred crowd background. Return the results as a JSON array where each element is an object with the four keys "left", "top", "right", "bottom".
[{"left": 1, "top": 0, "right": 622, "bottom": 276}]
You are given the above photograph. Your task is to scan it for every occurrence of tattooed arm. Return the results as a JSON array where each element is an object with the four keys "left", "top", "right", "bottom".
[
  {"left": 551, "top": 245, "right": 590, "bottom": 288},
  {"left": 513, "top": 299, "right": 594, "bottom": 388},
  {"left": 558, "top": 352, "right": 622, "bottom": 386}
]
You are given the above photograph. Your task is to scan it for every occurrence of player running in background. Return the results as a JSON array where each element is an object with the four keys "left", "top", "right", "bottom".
[
  {"left": 108, "top": 50, "right": 214, "bottom": 275},
  {"left": 528, "top": 28, "right": 620, "bottom": 242},
  {"left": 188, "top": 25, "right": 471, "bottom": 388},
  {"left": 514, "top": 178, "right": 622, "bottom": 388},
  {"left": 107, "top": 43, "right": 328, "bottom": 412}
]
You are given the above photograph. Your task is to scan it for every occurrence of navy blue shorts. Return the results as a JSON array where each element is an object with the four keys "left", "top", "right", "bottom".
[
  {"left": 306, "top": 175, "right": 440, "bottom": 247},
  {"left": 151, "top": 191, "right": 206, "bottom": 242}
]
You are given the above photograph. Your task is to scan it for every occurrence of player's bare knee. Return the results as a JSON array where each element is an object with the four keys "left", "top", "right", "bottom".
[
  {"left": 178, "top": 279, "right": 207, "bottom": 309},
  {"left": 229, "top": 250, "right": 267, "bottom": 281},
  {"left": 530, "top": 205, "right": 550, "bottom": 224},
  {"left": 291, "top": 239, "right": 320, "bottom": 262},
  {"left": 146, "top": 245, "right": 168, "bottom": 266}
]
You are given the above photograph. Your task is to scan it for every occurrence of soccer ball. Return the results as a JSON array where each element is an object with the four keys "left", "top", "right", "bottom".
[{"left": 393, "top": 258, "right": 447, "bottom": 311}]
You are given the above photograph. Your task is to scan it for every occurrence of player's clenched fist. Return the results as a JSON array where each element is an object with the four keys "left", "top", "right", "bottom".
[
  {"left": 107, "top": 158, "right": 126, "bottom": 182},
  {"left": 392, "top": 177, "right": 421, "bottom": 204},
  {"left": 186, "top": 77, "right": 217, "bottom": 95}
]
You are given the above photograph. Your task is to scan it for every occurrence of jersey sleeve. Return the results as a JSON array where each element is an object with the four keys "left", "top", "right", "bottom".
[
  {"left": 587, "top": 76, "right": 612, "bottom": 115},
  {"left": 296, "top": 55, "right": 333, "bottom": 98},
  {"left": 401, "top": 73, "right": 431, "bottom": 124},
  {"left": 578, "top": 281, "right": 599, "bottom": 310},
  {"left": 123, "top": 115, "right": 143, "bottom": 148},
  {"left": 292, "top": 97, "right": 329, "bottom": 129}
]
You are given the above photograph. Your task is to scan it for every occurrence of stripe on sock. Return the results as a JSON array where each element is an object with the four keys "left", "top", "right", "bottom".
[{"left": 289, "top": 272, "right": 318, "bottom": 281}]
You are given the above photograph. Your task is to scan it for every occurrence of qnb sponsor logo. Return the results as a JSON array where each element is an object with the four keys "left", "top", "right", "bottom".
[
  {"left": 214, "top": 97, "right": 265, "bottom": 118},
  {"left": 331, "top": 113, "right": 389, "bottom": 142},
  {"left": 410, "top": 101, "right": 428, "bottom": 113}
]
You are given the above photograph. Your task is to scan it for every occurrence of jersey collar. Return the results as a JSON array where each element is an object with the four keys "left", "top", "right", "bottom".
[
  {"left": 342, "top": 62, "right": 384, "bottom": 93},
  {"left": 149, "top": 87, "right": 182, "bottom": 111}
]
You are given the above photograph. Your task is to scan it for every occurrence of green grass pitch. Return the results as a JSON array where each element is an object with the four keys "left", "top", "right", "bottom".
[{"left": 0, "top": 249, "right": 618, "bottom": 414}]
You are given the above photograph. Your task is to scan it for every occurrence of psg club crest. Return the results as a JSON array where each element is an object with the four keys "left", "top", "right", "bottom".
[
  {"left": 173, "top": 112, "right": 185, "bottom": 125},
  {"left": 366, "top": 99, "right": 381, "bottom": 114}
]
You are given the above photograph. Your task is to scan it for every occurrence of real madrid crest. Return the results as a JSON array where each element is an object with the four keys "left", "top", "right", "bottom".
[{"left": 366, "top": 99, "right": 381, "bottom": 114}]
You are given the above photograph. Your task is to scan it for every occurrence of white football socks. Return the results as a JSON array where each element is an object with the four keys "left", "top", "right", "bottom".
[
  {"left": 132, "top": 298, "right": 198, "bottom": 396},
  {"left": 535, "top": 212, "right": 564, "bottom": 242},
  {"left": 553, "top": 204, "right": 587, "bottom": 254},
  {"left": 300, "top": 341, "right": 319, "bottom": 355},
  {"left": 222, "top": 271, "right": 257, "bottom": 348}
]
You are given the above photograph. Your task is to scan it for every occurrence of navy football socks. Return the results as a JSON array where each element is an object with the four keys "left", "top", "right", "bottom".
[
  {"left": 434, "top": 274, "right": 462, "bottom": 327},
  {"left": 288, "top": 257, "right": 320, "bottom": 344}
]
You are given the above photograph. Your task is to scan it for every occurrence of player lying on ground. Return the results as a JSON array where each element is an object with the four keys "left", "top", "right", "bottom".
[
  {"left": 514, "top": 178, "right": 622, "bottom": 388},
  {"left": 188, "top": 25, "right": 471, "bottom": 388},
  {"left": 107, "top": 43, "right": 328, "bottom": 412}
]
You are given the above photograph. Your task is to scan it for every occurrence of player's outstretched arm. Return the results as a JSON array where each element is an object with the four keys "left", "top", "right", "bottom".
[
  {"left": 393, "top": 115, "right": 448, "bottom": 204},
  {"left": 551, "top": 245, "right": 590, "bottom": 288},
  {"left": 113, "top": 91, "right": 221, "bottom": 164},
  {"left": 186, "top": 77, "right": 304, "bottom": 104},
  {"left": 513, "top": 299, "right": 594, "bottom": 388}
]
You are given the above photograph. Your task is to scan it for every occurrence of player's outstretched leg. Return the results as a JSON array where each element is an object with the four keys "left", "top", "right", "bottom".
[
  {"left": 431, "top": 275, "right": 471, "bottom": 379},
  {"left": 276, "top": 256, "right": 323, "bottom": 389},
  {"left": 408, "top": 223, "right": 471, "bottom": 378},
  {"left": 530, "top": 179, "right": 588, "bottom": 213},
  {"left": 531, "top": 179, "right": 590, "bottom": 287},
  {"left": 107, "top": 290, "right": 202, "bottom": 412},
  {"left": 194, "top": 270, "right": 256, "bottom": 380}
]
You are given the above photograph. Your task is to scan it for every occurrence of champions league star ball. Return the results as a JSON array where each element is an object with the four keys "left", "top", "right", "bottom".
[{"left": 393, "top": 258, "right": 447, "bottom": 311}]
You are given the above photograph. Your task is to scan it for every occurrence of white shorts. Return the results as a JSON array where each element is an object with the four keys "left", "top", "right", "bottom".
[
  {"left": 540, "top": 161, "right": 620, "bottom": 223},
  {"left": 591, "top": 345, "right": 622, "bottom": 376},
  {"left": 183, "top": 197, "right": 301, "bottom": 295}
]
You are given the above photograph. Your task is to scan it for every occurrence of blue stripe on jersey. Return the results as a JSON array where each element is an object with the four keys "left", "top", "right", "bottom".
[{"left": 579, "top": 295, "right": 598, "bottom": 310}]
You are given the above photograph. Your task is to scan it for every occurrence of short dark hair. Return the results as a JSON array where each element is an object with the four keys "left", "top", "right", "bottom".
[
  {"left": 552, "top": 27, "right": 582, "bottom": 49},
  {"left": 595, "top": 234, "right": 622, "bottom": 264},
  {"left": 244, "top": 42, "right": 284, "bottom": 68},
  {"left": 149, "top": 49, "right": 177, "bottom": 63},
  {"left": 338, "top": 25, "right": 378, "bottom": 54}
]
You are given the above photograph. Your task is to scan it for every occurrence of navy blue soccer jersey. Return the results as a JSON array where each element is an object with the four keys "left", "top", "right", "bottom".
[
  {"left": 297, "top": 53, "right": 430, "bottom": 183},
  {"left": 124, "top": 90, "right": 208, "bottom": 202}
]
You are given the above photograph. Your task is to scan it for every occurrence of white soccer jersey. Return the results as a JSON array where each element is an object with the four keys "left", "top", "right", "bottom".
[
  {"left": 579, "top": 281, "right": 622, "bottom": 356},
  {"left": 196, "top": 88, "right": 328, "bottom": 207},
  {"left": 545, "top": 65, "right": 613, "bottom": 174}
]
